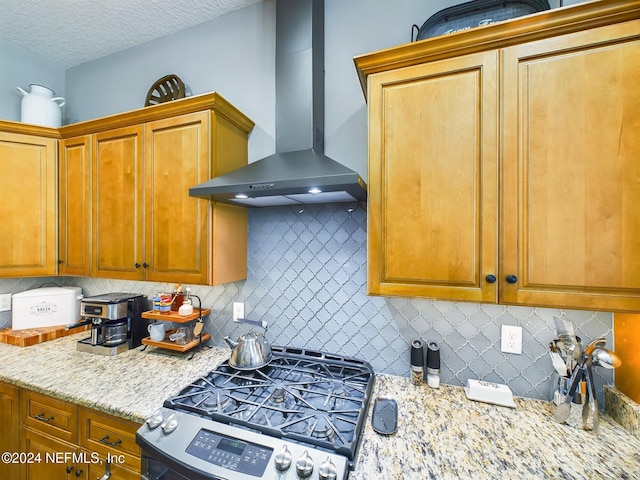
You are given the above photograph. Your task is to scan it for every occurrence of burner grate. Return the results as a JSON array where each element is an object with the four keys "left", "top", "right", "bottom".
[{"left": 163, "top": 347, "right": 374, "bottom": 462}]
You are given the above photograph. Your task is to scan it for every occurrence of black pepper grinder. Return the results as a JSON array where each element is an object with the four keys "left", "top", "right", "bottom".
[
  {"left": 410, "top": 339, "right": 424, "bottom": 385},
  {"left": 426, "top": 342, "right": 441, "bottom": 388}
]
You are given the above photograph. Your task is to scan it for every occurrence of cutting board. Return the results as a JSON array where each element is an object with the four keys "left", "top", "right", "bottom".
[{"left": 0, "top": 324, "right": 87, "bottom": 347}]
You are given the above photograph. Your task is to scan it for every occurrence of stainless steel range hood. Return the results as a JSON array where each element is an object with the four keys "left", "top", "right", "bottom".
[{"left": 189, "top": 0, "right": 366, "bottom": 207}]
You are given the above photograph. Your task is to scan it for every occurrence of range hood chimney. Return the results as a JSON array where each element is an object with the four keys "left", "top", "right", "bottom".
[{"left": 189, "top": 0, "right": 367, "bottom": 207}]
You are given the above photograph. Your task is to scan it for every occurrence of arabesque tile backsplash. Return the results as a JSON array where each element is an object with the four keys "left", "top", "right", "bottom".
[{"left": 0, "top": 203, "right": 613, "bottom": 404}]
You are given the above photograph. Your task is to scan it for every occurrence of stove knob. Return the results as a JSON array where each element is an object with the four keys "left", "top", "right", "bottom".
[
  {"left": 145, "top": 409, "right": 164, "bottom": 430},
  {"left": 274, "top": 445, "right": 292, "bottom": 472},
  {"left": 161, "top": 413, "right": 179, "bottom": 435},
  {"left": 318, "top": 457, "right": 337, "bottom": 480},
  {"left": 295, "top": 450, "right": 314, "bottom": 478}
]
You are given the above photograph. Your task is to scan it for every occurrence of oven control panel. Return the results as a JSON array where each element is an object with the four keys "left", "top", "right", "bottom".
[
  {"left": 186, "top": 429, "right": 273, "bottom": 477},
  {"left": 136, "top": 408, "right": 349, "bottom": 480}
]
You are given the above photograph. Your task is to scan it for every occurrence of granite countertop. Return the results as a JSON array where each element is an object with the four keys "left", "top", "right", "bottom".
[{"left": 1, "top": 334, "right": 639, "bottom": 479}]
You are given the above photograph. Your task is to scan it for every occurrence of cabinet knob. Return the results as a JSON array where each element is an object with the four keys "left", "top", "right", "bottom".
[
  {"left": 506, "top": 274, "right": 518, "bottom": 284},
  {"left": 58, "top": 259, "right": 64, "bottom": 265},
  {"left": 135, "top": 263, "right": 141, "bottom": 268},
  {"left": 485, "top": 274, "right": 497, "bottom": 284},
  {"left": 143, "top": 263, "right": 149, "bottom": 269},
  {"left": 66, "top": 466, "right": 74, "bottom": 474}
]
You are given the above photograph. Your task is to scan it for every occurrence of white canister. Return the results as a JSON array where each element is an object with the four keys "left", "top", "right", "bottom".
[{"left": 16, "top": 84, "right": 65, "bottom": 127}]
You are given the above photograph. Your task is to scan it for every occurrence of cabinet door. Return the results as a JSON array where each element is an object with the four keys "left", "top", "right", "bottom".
[
  {"left": 92, "top": 126, "right": 144, "bottom": 280},
  {"left": 144, "top": 112, "right": 209, "bottom": 284},
  {"left": 21, "top": 428, "right": 81, "bottom": 480},
  {"left": 502, "top": 19, "right": 640, "bottom": 311},
  {"left": 367, "top": 51, "right": 499, "bottom": 301},
  {"left": 0, "top": 131, "right": 56, "bottom": 276},
  {"left": 0, "top": 383, "right": 19, "bottom": 480},
  {"left": 59, "top": 135, "right": 91, "bottom": 276}
]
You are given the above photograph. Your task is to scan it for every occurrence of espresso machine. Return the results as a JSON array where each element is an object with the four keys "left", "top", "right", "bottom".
[{"left": 74, "top": 292, "right": 149, "bottom": 356}]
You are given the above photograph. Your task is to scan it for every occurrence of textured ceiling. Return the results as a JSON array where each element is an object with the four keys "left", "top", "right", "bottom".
[{"left": 1, "top": 0, "right": 263, "bottom": 69}]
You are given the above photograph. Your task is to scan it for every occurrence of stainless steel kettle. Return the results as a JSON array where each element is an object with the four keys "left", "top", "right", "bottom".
[{"left": 223, "top": 320, "right": 272, "bottom": 370}]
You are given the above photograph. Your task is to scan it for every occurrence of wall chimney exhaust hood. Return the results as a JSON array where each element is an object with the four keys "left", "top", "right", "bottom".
[{"left": 189, "top": 0, "right": 367, "bottom": 207}]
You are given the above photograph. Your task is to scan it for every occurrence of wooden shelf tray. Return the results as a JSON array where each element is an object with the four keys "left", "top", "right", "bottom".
[
  {"left": 141, "top": 309, "right": 210, "bottom": 323},
  {"left": 141, "top": 329, "right": 211, "bottom": 352}
]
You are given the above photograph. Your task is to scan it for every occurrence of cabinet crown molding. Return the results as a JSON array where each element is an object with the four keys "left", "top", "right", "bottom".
[{"left": 58, "top": 91, "right": 255, "bottom": 138}]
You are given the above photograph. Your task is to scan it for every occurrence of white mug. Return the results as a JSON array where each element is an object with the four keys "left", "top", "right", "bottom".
[{"left": 147, "top": 322, "right": 166, "bottom": 341}]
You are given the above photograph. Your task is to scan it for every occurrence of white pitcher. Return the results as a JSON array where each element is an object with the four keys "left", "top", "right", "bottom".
[
  {"left": 16, "top": 84, "right": 66, "bottom": 127},
  {"left": 147, "top": 322, "right": 166, "bottom": 342}
]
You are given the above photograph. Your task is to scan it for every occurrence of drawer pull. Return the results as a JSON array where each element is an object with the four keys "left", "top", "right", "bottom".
[
  {"left": 99, "top": 435, "right": 122, "bottom": 447},
  {"left": 35, "top": 412, "right": 54, "bottom": 422}
]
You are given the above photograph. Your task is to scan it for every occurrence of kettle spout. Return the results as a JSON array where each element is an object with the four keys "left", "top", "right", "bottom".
[{"left": 223, "top": 336, "right": 238, "bottom": 349}]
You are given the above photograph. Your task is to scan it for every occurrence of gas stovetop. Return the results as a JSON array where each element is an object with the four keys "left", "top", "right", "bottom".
[
  {"left": 165, "top": 346, "right": 374, "bottom": 461},
  {"left": 137, "top": 347, "right": 374, "bottom": 480}
]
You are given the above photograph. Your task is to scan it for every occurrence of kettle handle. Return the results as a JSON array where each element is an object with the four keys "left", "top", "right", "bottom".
[
  {"left": 16, "top": 86, "right": 28, "bottom": 96},
  {"left": 237, "top": 318, "right": 268, "bottom": 329},
  {"left": 52, "top": 97, "right": 66, "bottom": 107}
]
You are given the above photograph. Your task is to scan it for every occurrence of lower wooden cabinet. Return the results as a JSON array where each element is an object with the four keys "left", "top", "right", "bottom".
[
  {"left": 0, "top": 382, "right": 142, "bottom": 480},
  {"left": 21, "top": 428, "right": 82, "bottom": 480},
  {"left": 0, "top": 383, "right": 20, "bottom": 480},
  {"left": 78, "top": 408, "right": 141, "bottom": 474}
]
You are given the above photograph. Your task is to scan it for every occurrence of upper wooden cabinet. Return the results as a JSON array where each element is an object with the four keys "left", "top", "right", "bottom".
[
  {"left": 0, "top": 124, "right": 58, "bottom": 277},
  {"left": 58, "top": 92, "right": 254, "bottom": 285},
  {"left": 355, "top": 0, "right": 640, "bottom": 312},
  {"left": 59, "top": 135, "right": 91, "bottom": 276},
  {"left": 92, "top": 124, "right": 144, "bottom": 280},
  {"left": 364, "top": 51, "right": 499, "bottom": 303}
]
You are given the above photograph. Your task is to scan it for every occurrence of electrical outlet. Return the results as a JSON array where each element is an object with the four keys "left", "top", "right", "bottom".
[
  {"left": 0, "top": 293, "right": 11, "bottom": 312},
  {"left": 501, "top": 325, "right": 523, "bottom": 354},
  {"left": 233, "top": 302, "right": 244, "bottom": 322}
]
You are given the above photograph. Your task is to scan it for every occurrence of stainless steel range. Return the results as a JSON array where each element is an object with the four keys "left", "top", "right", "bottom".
[{"left": 136, "top": 346, "right": 374, "bottom": 480}]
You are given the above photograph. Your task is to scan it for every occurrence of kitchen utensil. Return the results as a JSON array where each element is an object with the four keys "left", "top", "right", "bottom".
[
  {"left": 549, "top": 349, "right": 568, "bottom": 376},
  {"left": 16, "top": 84, "right": 65, "bottom": 127},
  {"left": 553, "top": 360, "right": 585, "bottom": 424},
  {"left": 583, "top": 357, "right": 599, "bottom": 433},
  {"left": 148, "top": 322, "right": 166, "bottom": 342},
  {"left": 584, "top": 337, "right": 607, "bottom": 356},
  {"left": 591, "top": 347, "right": 622, "bottom": 369},
  {"left": 371, "top": 397, "right": 397, "bottom": 435},
  {"left": 410, "top": 339, "right": 424, "bottom": 385},
  {"left": 223, "top": 319, "right": 272, "bottom": 370}
]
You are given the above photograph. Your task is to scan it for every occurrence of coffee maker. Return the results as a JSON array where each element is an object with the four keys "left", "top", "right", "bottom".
[{"left": 75, "top": 292, "right": 149, "bottom": 356}]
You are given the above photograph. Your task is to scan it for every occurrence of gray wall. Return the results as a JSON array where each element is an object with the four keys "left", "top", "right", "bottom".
[{"left": 0, "top": 38, "right": 65, "bottom": 122}]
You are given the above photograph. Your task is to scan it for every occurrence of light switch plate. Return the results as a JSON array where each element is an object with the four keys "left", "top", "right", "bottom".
[
  {"left": 0, "top": 293, "right": 11, "bottom": 312},
  {"left": 501, "top": 325, "right": 523, "bottom": 354}
]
